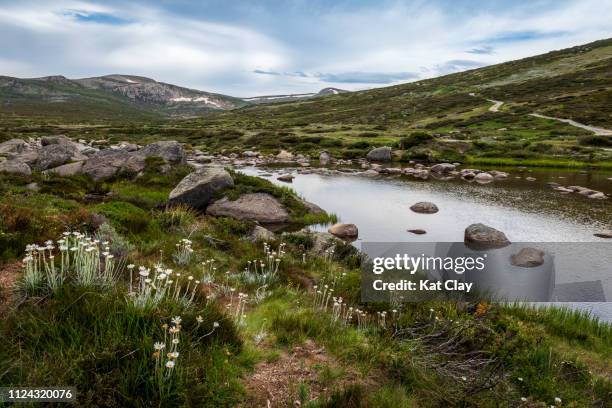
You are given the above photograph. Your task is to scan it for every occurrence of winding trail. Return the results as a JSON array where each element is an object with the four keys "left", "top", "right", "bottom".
[
  {"left": 529, "top": 113, "right": 612, "bottom": 136},
  {"left": 486, "top": 99, "right": 504, "bottom": 112}
]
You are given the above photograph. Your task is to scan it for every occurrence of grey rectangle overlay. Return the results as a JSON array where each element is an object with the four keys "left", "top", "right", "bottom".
[{"left": 361, "top": 242, "right": 611, "bottom": 302}]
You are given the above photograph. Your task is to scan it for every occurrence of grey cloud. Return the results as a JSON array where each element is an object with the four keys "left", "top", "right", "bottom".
[{"left": 466, "top": 46, "right": 494, "bottom": 54}]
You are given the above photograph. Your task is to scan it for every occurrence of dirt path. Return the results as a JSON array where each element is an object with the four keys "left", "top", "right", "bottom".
[
  {"left": 242, "top": 339, "right": 374, "bottom": 407},
  {"left": 486, "top": 99, "right": 503, "bottom": 112},
  {"left": 530, "top": 113, "right": 612, "bottom": 136}
]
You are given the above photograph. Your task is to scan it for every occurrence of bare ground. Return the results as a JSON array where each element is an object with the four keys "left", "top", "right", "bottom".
[{"left": 242, "top": 339, "right": 375, "bottom": 407}]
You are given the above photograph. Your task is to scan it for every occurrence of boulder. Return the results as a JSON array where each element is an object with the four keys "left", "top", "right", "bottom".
[
  {"left": 588, "top": 192, "right": 607, "bottom": 199},
  {"left": 489, "top": 170, "right": 509, "bottom": 179},
  {"left": 464, "top": 223, "right": 510, "bottom": 250},
  {"left": 41, "top": 135, "right": 71, "bottom": 146},
  {"left": 510, "top": 247, "right": 545, "bottom": 268},
  {"left": 44, "top": 161, "right": 84, "bottom": 177},
  {"left": 276, "top": 150, "right": 294, "bottom": 161},
  {"left": 277, "top": 174, "right": 295, "bottom": 182},
  {"left": 250, "top": 225, "right": 276, "bottom": 242},
  {"left": 594, "top": 231, "right": 612, "bottom": 239},
  {"left": 206, "top": 193, "right": 289, "bottom": 223},
  {"left": 168, "top": 167, "right": 234, "bottom": 209},
  {"left": 35, "top": 143, "right": 87, "bottom": 170},
  {"left": 407, "top": 229, "right": 427, "bottom": 235},
  {"left": 430, "top": 163, "right": 456, "bottom": 174},
  {"left": 301, "top": 199, "right": 326, "bottom": 215},
  {"left": 410, "top": 201, "right": 439, "bottom": 214},
  {"left": 0, "top": 138, "right": 28, "bottom": 155},
  {"left": 525, "top": 177, "right": 536, "bottom": 181},
  {"left": 138, "top": 141, "right": 185, "bottom": 164},
  {"left": 242, "top": 150, "right": 259, "bottom": 158},
  {"left": 366, "top": 146, "right": 392, "bottom": 162},
  {"left": 115, "top": 142, "right": 139, "bottom": 152},
  {"left": 0, "top": 159, "right": 31, "bottom": 176},
  {"left": 319, "top": 151, "right": 331, "bottom": 165},
  {"left": 474, "top": 172, "right": 494, "bottom": 183},
  {"left": 328, "top": 223, "right": 358, "bottom": 238},
  {"left": 82, "top": 150, "right": 144, "bottom": 181}
]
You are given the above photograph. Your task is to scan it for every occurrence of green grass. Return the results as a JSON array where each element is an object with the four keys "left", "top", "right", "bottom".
[{"left": 464, "top": 156, "right": 612, "bottom": 169}]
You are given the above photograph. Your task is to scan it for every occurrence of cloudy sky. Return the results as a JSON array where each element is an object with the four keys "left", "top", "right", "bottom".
[{"left": 0, "top": 0, "right": 610, "bottom": 96}]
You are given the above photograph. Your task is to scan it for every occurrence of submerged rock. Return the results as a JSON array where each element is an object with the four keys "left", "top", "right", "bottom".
[
  {"left": 206, "top": 193, "right": 289, "bottom": 223},
  {"left": 464, "top": 223, "right": 510, "bottom": 250},
  {"left": 169, "top": 167, "right": 234, "bottom": 209},
  {"left": 410, "top": 201, "right": 439, "bottom": 214},
  {"left": 407, "top": 229, "right": 427, "bottom": 235},
  {"left": 366, "top": 146, "right": 392, "bottom": 162},
  {"left": 328, "top": 223, "right": 359, "bottom": 238},
  {"left": 510, "top": 247, "right": 545, "bottom": 268},
  {"left": 474, "top": 172, "right": 494, "bottom": 183}
]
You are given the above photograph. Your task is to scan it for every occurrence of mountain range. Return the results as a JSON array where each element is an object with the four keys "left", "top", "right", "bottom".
[{"left": 0, "top": 74, "right": 348, "bottom": 119}]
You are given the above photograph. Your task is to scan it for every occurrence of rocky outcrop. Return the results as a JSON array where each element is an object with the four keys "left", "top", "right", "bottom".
[
  {"left": 510, "top": 247, "right": 545, "bottom": 268},
  {"left": 206, "top": 193, "right": 289, "bottom": 223},
  {"left": 366, "top": 146, "right": 392, "bottom": 162},
  {"left": 328, "top": 223, "right": 358, "bottom": 238},
  {"left": 82, "top": 150, "right": 144, "bottom": 181},
  {"left": 169, "top": 167, "right": 234, "bottom": 209},
  {"left": 410, "top": 202, "right": 439, "bottom": 214},
  {"left": 464, "top": 223, "right": 510, "bottom": 249},
  {"left": 0, "top": 139, "right": 29, "bottom": 155},
  {"left": 35, "top": 143, "right": 87, "bottom": 170},
  {"left": 0, "top": 159, "right": 31, "bottom": 176},
  {"left": 137, "top": 140, "right": 185, "bottom": 164}
]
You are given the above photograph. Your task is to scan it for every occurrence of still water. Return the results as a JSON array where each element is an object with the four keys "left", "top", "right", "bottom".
[{"left": 240, "top": 166, "right": 612, "bottom": 320}]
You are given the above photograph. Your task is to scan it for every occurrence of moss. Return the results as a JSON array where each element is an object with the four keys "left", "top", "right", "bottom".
[{"left": 95, "top": 201, "right": 151, "bottom": 234}]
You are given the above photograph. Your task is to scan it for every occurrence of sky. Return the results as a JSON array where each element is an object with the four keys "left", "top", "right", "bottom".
[{"left": 0, "top": 0, "right": 611, "bottom": 97}]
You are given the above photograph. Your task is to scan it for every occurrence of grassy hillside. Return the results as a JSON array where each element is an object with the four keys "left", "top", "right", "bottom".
[{"left": 1, "top": 39, "right": 611, "bottom": 167}]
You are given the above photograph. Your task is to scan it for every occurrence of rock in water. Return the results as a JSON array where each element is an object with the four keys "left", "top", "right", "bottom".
[
  {"left": 206, "top": 193, "right": 289, "bottom": 223},
  {"left": 510, "top": 247, "right": 545, "bottom": 267},
  {"left": 474, "top": 172, "right": 494, "bottom": 183},
  {"left": 410, "top": 202, "right": 439, "bottom": 214},
  {"left": 319, "top": 151, "right": 331, "bottom": 165},
  {"left": 407, "top": 229, "right": 427, "bottom": 234},
  {"left": 594, "top": 231, "right": 612, "bottom": 239},
  {"left": 464, "top": 223, "right": 511, "bottom": 249},
  {"left": 169, "top": 168, "right": 234, "bottom": 209},
  {"left": 430, "top": 163, "right": 455, "bottom": 174},
  {"left": 328, "top": 223, "right": 359, "bottom": 238},
  {"left": 366, "top": 146, "right": 392, "bottom": 162},
  {"left": 277, "top": 174, "right": 295, "bottom": 182},
  {"left": 0, "top": 159, "right": 31, "bottom": 176},
  {"left": 276, "top": 150, "right": 294, "bottom": 161}
]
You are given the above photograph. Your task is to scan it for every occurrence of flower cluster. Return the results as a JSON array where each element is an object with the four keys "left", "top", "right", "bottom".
[
  {"left": 21, "top": 231, "right": 119, "bottom": 294},
  {"left": 173, "top": 238, "right": 194, "bottom": 266},
  {"left": 128, "top": 263, "right": 201, "bottom": 310},
  {"left": 236, "top": 242, "right": 286, "bottom": 286},
  {"left": 153, "top": 316, "right": 182, "bottom": 384}
]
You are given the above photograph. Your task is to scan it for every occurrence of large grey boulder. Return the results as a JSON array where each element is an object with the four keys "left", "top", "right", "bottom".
[
  {"left": 250, "top": 225, "right": 276, "bottom": 242},
  {"left": 206, "top": 193, "right": 289, "bottom": 223},
  {"left": 138, "top": 141, "right": 185, "bottom": 164},
  {"left": 366, "top": 146, "right": 392, "bottom": 162},
  {"left": 464, "top": 223, "right": 510, "bottom": 249},
  {"left": 328, "top": 223, "right": 359, "bottom": 238},
  {"left": 0, "top": 159, "right": 31, "bottom": 176},
  {"left": 82, "top": 150, "right": 145, "bottom": 181},
  {"left": 44, "top": 161, "right": 84, "bottom": 177},
  {"left": 430, "top": 163, "right": 456, "bottom": 174},
  {"left": 35, "top": 143, "right": 87, "bottom": 170},
  {"left": 410, "top": 201, "right": 439, "bottom": 214},
  {"left": 0, "top": 139, "right": 28, "bottom": 155},
  {"left": 169, "top": 168, "right": 234, "bottom": 209}
]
